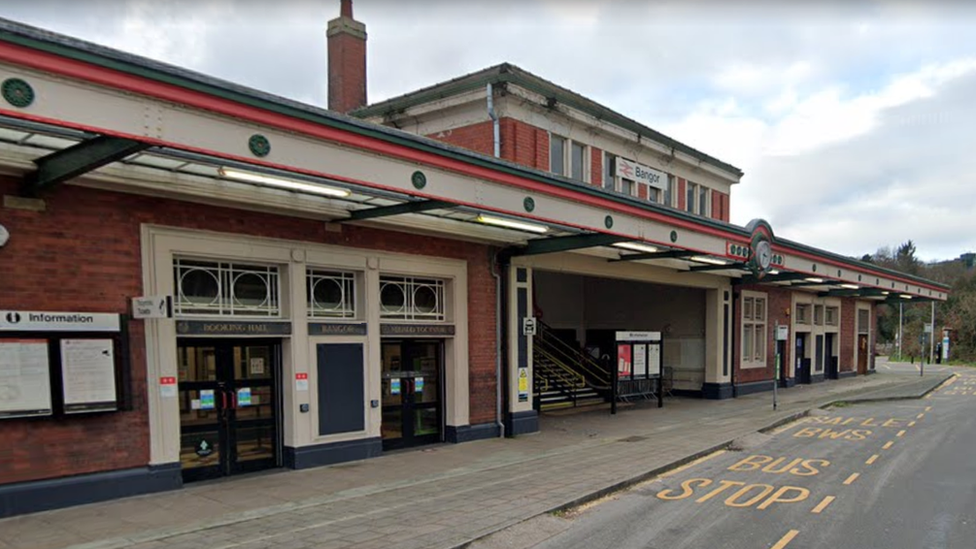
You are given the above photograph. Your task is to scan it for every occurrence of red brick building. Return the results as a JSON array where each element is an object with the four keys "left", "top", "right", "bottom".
[{"left": 0, "top": 2, "right": 949, "bottom": 517}]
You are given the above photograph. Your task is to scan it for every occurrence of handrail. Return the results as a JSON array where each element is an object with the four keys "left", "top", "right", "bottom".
[
  {"left": 535, "top": 321, "right": 610, "bottom": 385},
  {"left": 535, "top": 347, "right": 586, "bottom": 388}
]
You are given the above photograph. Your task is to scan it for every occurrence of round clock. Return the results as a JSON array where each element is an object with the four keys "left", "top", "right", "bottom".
[
  {"left": 0, "top": 224, "right": 9, "bottom": 248},
  {"left": 755, "top": 240, "right": 772, "bottom": 270}
]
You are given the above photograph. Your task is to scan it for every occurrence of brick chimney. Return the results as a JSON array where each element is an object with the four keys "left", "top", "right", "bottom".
[{"left": 327, "top": 0, "right": 367, "bottom": 113}]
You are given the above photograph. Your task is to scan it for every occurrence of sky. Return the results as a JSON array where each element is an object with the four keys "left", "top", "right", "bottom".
[{"left": 3, "top": 0, "right": 976, "bottom": 261}]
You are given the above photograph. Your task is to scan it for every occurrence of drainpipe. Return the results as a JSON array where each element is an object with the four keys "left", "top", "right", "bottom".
[
  {"left": 491, "top": 248, "right": 506, "bottom": 438},
  {"left": 487, "top": 83, "right": 500, "bottom": 158}
]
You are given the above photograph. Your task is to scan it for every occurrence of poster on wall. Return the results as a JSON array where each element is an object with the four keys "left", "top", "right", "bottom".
[
  {"left": 647, "top": 343, "right": 662, "bottom": 376},
  {"left": 0, "top": 339, "right": 53, "bottom": 418},
  {"left": 617, "top": 344, "right": 632, "bottom": 377},
  {"left": 633, "top": 344, "right": 647, "bottom": 377},
  {"left": 60, "top": 339, "right": 117, "bottom": 413}
]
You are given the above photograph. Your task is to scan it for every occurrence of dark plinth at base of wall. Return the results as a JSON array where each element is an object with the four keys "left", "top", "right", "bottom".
[
  {"left": 810, "top": 374, "right": 826, "bottom": 384},
  {"left": 779, "top": 377, "right": 797, "bottom": 388},
  {"left": 284, "top": 437, "right": 382, "bottom": 470},
  {"left": 735, "top": 380, "right": 776, "bottom": 396},
  {"left": 670, "top": 388, "right": 704, "bottom": 398},
  {"left": 445, "top": 423, "right": 500, "bottom": 443},
  {"left": 0, "top": 463, "right": 181, "bottom": 519},
  {"left": 838, "top": 371, "right": 858, "bottom": 379},
  {"left": 506, "top": 410, "right": 539, "bottom": 436},
  {"left": 701, "top": 382, "right": 734, "bottom": 400}
]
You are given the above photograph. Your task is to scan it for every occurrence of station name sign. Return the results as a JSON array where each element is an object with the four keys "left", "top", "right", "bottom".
[
  {"left": 308, "top": 322, "right": 368, "bottom": 336},
  {"left": 615, "top": 157, "right": 668, "bottom": 190},
  {"left": 0, "top": 310, "right": 121, "bottom": 332}
]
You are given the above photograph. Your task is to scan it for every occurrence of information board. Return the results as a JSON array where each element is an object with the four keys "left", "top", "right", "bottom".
[
  {"left": 647, "top": 342, "right": 661, "bottom": 376},
  {"left": 633, "top": 344, "right": 648, "bottom": 377},
  {"left": 60, "top": 339, "right": 118, "bottom": 413},
  {"left": 0, "top": 339, "right": 53, "bottom": 418}
]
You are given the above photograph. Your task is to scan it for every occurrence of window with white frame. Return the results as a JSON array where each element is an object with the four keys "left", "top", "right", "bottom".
[
  {"left": 549, "top": 134, "right": 587, "bottom": 182},
  {"left": 825, "top": 306, "right": 839, "bottom": 326},
  {"left": 796, "top": 303, "right": 811, "bottom": 325},
  {"left": 699, "top": 184, "right": 710, "bottom": 218},
  {"left": 603, "top": 153, "right": 616, "bottom": 191},
  {"left": 647, "top": 186, "right": 661, "bottom": 203},
  {"left": 814, "top": 305, "right": 824, "bottom": 326},
  {"left": 685, "top": 181, "right": 711, "bottom": 216},
  {"left": 662, "top": 175, "right": 673, "bottom": 207},
  {"left": 857, "top": 308, "right": 870, "bottom": 334},
  {"left": 742, "top": 293, "right": 767, "bottom": 365},
  {"left": 380, "top": 276, "right": 446, "bottom": 321},
  {"left": 174, "top": 258, "right": 280, "bottom": 317},
  {"left": 307, "top": 268, "right": 357, "bottom": 319}
]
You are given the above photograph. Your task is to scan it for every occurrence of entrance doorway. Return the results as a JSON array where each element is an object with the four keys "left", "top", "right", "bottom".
[
  {"left": 857, "top": 334, "right": 869, "bottom": 375},
  {"left": 795, "top": 333, "right": 811, "bottom": 384},
  {"left": 177, "top": 339, "right": 282, "bottom": 482},
  {"left": 380, "top": 340, "right": 443, "bottom": 450}
]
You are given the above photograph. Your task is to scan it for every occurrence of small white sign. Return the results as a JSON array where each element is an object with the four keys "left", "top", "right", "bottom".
[
  {"left": 132, "top": 296, "right": 172, "bottom": 319},
  {"left": 924, "top": 324, "right": 933, "bottom": 333},
  {"left": 776, "top": 325, "right": 789, "bottom": 341},
  {"left": 615, "top": 157, "right": 668, "bottom": 190},
  {"left": 0, "top": 311, "right": 120, "bottom": 332},
  {"left": 615, "top": 331, "right": 661, "bottom": 342},
  {"left": 296, "top": 373, "right": 309, "bottom": 392},
  {"left": 249, "top": 357, "right": 266, "bottom": 375},
  {"left": 522, "top": 317, "right": 537, "bottom": 336}
]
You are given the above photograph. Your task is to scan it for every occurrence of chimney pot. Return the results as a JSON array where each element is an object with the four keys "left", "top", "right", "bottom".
[
  {"left": 328, "top": 0, "right": 367, "bottom": 113},
  {"left": 340, "top": 0, "right": 353, "bottom": 18}
]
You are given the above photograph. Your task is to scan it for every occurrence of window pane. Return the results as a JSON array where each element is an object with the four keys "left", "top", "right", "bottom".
[
  {"left": 755, "top": 298, "right": 765, "bottom": 321},
  {"left": 648, "top": 187, "right": 660, "bottom": 203},
  {"left": 743, "top": 297, "right": 753, "bottom": 320},
  {"left": 742, "top": 324, "right": 753, "bottom": 362},
  {"left": 663, "top": 176, "right": 672, "bottom": 206},
  {"left": 621, "top": 179, "right": 634, "bottom": 196},
  {"left": 686, "top": 184, "right": 695, "bottom": 213},
  {"left": 755, "top": 324, "right": 765, "bottom": 361},
  {"left": 603, "top": 154, "right": 615, "bottom": 190},
  {"left": 550, "top": 135, "right": 566, "bottom": 176},
  {"left": 699, "top": 186, "right": 708, "bottom": 217},
  {"left": 571, "top": 142, "right": 585, "bottom": 181}
]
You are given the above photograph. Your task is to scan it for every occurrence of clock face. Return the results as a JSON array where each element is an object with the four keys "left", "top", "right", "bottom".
[{"left": 756, "top": 240, "right": 772, "bottom": 270}]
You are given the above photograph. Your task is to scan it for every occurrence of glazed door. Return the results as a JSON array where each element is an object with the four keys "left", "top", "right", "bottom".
[
  {"left": 177, "top": 339, "right": 282, "bottom": 482},
  {"left": 857, "top": 334, "right": 869, "bottom": 375},
  {"left": 380, "top": 340, "right": 443, "bottom": 450}
]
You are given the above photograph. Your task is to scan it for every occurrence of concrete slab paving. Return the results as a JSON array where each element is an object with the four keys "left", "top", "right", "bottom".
[{"left": 0, "top": 370, "right": 954, "bottom": 549}]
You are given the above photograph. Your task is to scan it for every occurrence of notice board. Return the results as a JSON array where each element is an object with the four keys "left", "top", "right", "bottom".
[{"left": 0, "top": 339, "right": 53, "bottom": 418}]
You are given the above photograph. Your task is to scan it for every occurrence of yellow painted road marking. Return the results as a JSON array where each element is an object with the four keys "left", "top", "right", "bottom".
[
  {"left": 883, "top": 441, "right": 894, "bottom": 450},
  {"left": 908, "top": 421, "right": 917, "bottom": 427},
  {"left": 916, "top": 413, "right": 925, "bottom": 419},
  {"left": 866, "top": 454, "right": 880, "bottom": 465},
  {"left": 771, "top": 529, "right": 800, "bottom": 549},
  {"left": 897, "top": 430, "right": 906, "bottom": 437},
  {"left": 811, "top": 496, "right": 836, "bottom": 514},
  {"left": 925, "top": 406, "right": 932, "bottom": 412},
  {"left": 844, "top": 473, "right": 860, "bottom": 485}
]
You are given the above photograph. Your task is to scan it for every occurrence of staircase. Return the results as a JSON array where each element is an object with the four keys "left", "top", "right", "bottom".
[{"left": 532, "top": 321, "right": 611, "bottom": 411}]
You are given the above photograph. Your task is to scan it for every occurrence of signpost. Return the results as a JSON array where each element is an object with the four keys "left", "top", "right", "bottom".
[{"left": 774, "top": 323, "right": 789, "bottom": 411}]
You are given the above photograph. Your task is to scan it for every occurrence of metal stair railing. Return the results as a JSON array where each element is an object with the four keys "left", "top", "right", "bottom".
[
  {"left": 534, "top": 320, "right": 611, "bottom": 388},
  {"left": 532, "top": 351, "right": 584, "bottom": 407}
]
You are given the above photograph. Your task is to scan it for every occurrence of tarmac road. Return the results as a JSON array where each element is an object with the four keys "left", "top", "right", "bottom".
[{"left": 473, "top": 370, "right": 976, "bottom": 549}]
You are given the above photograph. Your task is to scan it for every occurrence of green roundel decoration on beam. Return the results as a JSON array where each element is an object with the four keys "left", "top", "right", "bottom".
[
  {"left": 2, "top": 78, "right": 34, "bottom": 108},
  {"left": 411, "top": 171, "right": 427, "bottom": 189},
  {"left": 523, "top": 197, "right": 535, "bottom": 212},
  {"left": 604, "top": 215, "right": 614, "bottom": 229},
  {"left": 248, "top": 134, "right": 271, "bottom": 157},
  {"left": 670, "top": 230, "right": 678, "bottom": 243}
]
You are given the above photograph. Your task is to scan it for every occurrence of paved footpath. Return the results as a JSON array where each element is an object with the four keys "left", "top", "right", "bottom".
[{"left": 0, "top": 369, "right": 953, "bottom": 549}]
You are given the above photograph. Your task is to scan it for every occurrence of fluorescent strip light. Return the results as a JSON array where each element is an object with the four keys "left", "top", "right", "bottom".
[
  {"left": 769, "top": 269, "right": 780, "bottom": 275},
  {"left": 689, "top": 256, "right": 729, "bottom": 266},
  {"left": 840, "top": 284, "right": 860, "bottom": 290},
  {"left": 475, "top": 214, "right": 549, "bottom": 234},
  {"left": 218, "top": 167, "right": 350, "bottom": 198},
  {"left": 613, "top": 242, "right": 659, "bottom": 254},
  {"left": 882, "top": 291, "right": 890, "bottom": 295},
  {"left": 899, "top": 294, "right": 913, "bottom": 299},
  {"left": 804, "top": 277, "right": 825, "bottom": 283}
]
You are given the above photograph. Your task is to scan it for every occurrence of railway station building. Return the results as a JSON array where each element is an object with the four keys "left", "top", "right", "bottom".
[{"left": 0, "top": 1, "right": 950, "bottom": 517}]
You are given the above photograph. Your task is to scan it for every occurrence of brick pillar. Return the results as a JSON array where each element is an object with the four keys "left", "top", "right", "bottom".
[{"left": 327, "top": 0, "right": 367, "bottom": 113}]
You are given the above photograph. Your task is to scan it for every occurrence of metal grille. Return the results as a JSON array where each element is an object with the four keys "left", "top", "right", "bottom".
[
  {"left": 307, "top": 269, "right": 357, "bottom": 319},
  {"left": 379, "top": 276, "right": 446, "bottom": 321},
  {"left": 174, "top": 258, "right": 280, "bottom": 317}
]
